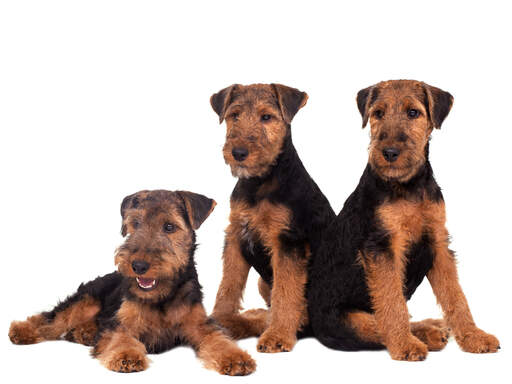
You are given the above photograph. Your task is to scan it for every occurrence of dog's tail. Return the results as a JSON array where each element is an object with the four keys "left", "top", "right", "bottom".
[{"left": 309, "top": 308, "right": 384, "bottom": 351}]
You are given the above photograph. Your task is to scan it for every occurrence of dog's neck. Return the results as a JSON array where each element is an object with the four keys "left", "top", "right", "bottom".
[{"left": 233, "top": 134, "right": 306, "bottom": 194}]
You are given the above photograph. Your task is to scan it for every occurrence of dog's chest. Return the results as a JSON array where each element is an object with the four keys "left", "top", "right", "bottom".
[
  {"left": 375, "top": 198, "right": 445, "bottom": 298},
  {"left": 231, "top": 199, "right": 291, "bottom": 249},
  {"left": 117, "top": 300, "right": 186, "bottom": 353},
  {"left": 230, "top": 199, "right": 292, "bottom": 285},
  {"left": 376, "top": 198, "right": 445, "bottom": 244}
]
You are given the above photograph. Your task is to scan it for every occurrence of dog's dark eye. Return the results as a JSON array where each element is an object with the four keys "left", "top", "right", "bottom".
[
  {"left": 407, "top": 109, "right": 420, "bottom": 119},
  {"left": 261, "top": 114, "right": 272, "bottom": 122},
  {"left": 163, "top": 222, "right": 176, "bottom": 233},
  {"left": 132, "top": 221, "right": 139, "bottom": 229},
  {"left": 374, "top": 110, "right": 384, "bottom": 119},
  {"left": 231, "top": 113, "right": 239, "bottom": 121}
]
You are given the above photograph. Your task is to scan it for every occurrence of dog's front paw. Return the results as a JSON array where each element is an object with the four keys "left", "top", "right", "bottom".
[
  {"left": 9, "top": 321, "right": 41, "bottom": 345},
  {"left": 388, "top": 335, "right": 428, "bottom": 361},
  {"left": 214, "top": 349, "right": 256, "bottom": 376},
  {"left": 456, "top": 328, "right": 500, "bottom": 353},
  {"left": 104, "top": 350, "right": 149, "bottom": 373},
  {"left": 257, "top": 329, "right": 296, "bottom": 353}
]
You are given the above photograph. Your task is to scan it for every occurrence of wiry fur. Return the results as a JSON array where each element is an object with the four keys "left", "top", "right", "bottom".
[
  {"left": 210, "top": 83, "right": 335, "bottom": 353},
  {"left": 9, "top": 190, "right": 256, "bottom": 375},
  {"left": 308, "top": 80, "right": 500, "bottom": 361}
]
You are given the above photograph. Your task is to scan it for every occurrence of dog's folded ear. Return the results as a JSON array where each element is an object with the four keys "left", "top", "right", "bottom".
[
  {"left": 356, "top": 85, "right": 378, "bottom": 128},
  {"left": 210, "top": 85, "right": 238, "bottom": 123},
  {"left": 271, "top": 84, "right": 308, "bottom": 124},
  {"left": 422, "top": 83, "right": 454, "bottom": 129},
  {"left": 177, "top": 191, "right": 217, "bottom": 230},
  {"left": 120, "top": 191, "right": 145, "bottom": 236}
]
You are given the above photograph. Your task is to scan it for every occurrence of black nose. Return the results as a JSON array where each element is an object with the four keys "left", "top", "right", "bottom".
[
  {"left": 131, "top": 260, "right": 149, "bottom": 275},
  {"left": 232, "top": 147, "right": 249, "bottom": 162},
  {"left": 382, "top": 148, "right": 401, "bottom": 163}
]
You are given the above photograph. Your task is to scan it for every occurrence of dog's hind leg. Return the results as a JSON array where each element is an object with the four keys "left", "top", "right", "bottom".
[
  {"left": 63, "top": 317, "right": 99, "bottom": 346},
  {"left": 215, "top": 309, "right": 269, "bottom": 339},
  {"left": 9, "top": 294, "right": 101, "bottom": 345},
  {"left": 344, "top": 311, "right": 382, "bottom": 345},
  {"left": 258, "top": 277, "right": 271, "bottom": 307},
  {"left": 9, "top": 272, "right": 122, "bottom": 345},
  {"left": 345, "top": 312, "right": 449, "bottom": 351},
  {"left": 410, "top": 318, "right": 450, "bottom": 351}
]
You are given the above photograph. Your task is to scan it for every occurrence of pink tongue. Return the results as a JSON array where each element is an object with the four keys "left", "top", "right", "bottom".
[{"left": 138, "top": 278, "right": 154, "bottom": 285}]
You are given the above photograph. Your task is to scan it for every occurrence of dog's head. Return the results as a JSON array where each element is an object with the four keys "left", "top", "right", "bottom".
[
  {"left": 357, "top": 80, "right": 453, "bottom": 182},
  {"left": 115, "top": 190, "right": 215, "bottom": 302},
  {"left": 210, "top": 83, "right": 308, "bottom": 178}
]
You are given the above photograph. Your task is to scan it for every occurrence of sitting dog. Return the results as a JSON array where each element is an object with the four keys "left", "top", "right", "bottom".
[
  {"left": 9, "top": 190, "right": 256, "bottom": 375},
  {"left": 210, "top": 83, "right": 335, "bottom": 353},
  {"left": 308, "top": 80, "right": 500, "bottom": 361}
]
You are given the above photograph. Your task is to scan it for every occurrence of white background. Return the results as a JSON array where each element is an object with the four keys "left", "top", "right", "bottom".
[{"left": 1, "top": 1, "right": 510, "bottom": 383}]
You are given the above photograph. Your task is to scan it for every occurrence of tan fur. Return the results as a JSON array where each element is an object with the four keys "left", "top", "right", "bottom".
[
  {"left": 344, "top": 311, "right": 381, "bottom": 344},
  {"left": 181, "top": 305, "right": 256, "bottom": 376},
  {"left": 258, "top": 277, "right": 271, "bottom": 307},
  {"left": 345, "top": 312, "right": 450, "bottom": 351},
  {"left": 221, "top": 85, "right": 292, "bottom": 178},
  {"left": 94, "top": 299, "right": 255, "bottom": 375},
  {"left": 9, "top": 314, "right": 47, "bottom": 345},
  {"left": 258, "top": 248, "right": 309, "bottom": 353},
  {"left": 362, "top": 199, "right": 456, "bottom": 360},
  {"left": 426, "top": 202, "right": 500, "bottom": 353},
  {"left": 96, "top": 331, "right": 149, "bottom": 373},
  {"left": 96, "top": 298, "right": 256, "bottom": 375},
  {"left": 9, "top": 295, "right": 100, "bottom": 345},
  {"left": 366, "top": 80, "right": 434, "bottom": 182},
  {"left": 116, "top": 200, "right": 194, "bottom": 302},
  {"left": 10, "top": 191, "right": 255, "bottom": 375},
  {"left": 213, "top": 198, "right": 309, "bottom": 352},
  {"left": 363, "top": 175, "right": 499, "bottom": 357},
  {"left": 352, "top": 80, "right": 499, "bottom": 359},
  {"left": 366, "top": 253, "right": 428, "bottom": 361},
  {"left": 211, "top": 83, "right": 310, "bottom": 353},
  {"left": 211, "top": 223, "right": 251, "bottom": 316},
  {"left": 410, "top": 318, "right": 450, "bottom": 351},
  {"left": 64, "top": 319, "right": 98, "bottom": 346}
]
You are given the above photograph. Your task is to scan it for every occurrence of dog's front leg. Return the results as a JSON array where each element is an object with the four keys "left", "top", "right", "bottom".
[
  {"left": 211, "top": 225, "right": 265, "bottom": 338},
  {"left": 212, "top": 226, "right": 250, "bottom": 316},
  {"left": 366, "top": 253, "right": 428, "bottom": 361},
  {"left": 427, "top": 226, "right": 500, "bottom": 353},
  {"left": 181, "top": 304, "right": 255, "bottom": 376},
  {"left": 257, "top": 250, "right": 308, "bottom": 353},
  {"left": 94, "top": 330, "right": 149, "bottom": 373}
]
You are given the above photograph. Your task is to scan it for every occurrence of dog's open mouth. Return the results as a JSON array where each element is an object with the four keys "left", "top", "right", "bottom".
[{"left": 136, "top": 277, "right": 157, "bottom": 291}]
